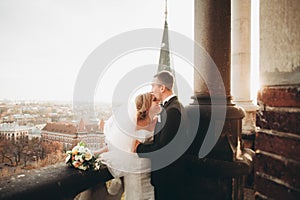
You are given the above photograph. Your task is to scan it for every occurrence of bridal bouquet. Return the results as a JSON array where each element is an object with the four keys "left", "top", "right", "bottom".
[{"left": 65, "top": 142, "right": 103, "bottom": 171}]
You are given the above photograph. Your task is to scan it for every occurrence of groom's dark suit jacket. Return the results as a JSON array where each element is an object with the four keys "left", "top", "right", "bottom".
[{"left": 137, "top": 96, "right": 188, "bottom": 188}]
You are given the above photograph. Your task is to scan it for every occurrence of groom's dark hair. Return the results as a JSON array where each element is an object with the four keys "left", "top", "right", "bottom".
[{"left": 154, "top": 70, "right": 174, "bottom": 91}]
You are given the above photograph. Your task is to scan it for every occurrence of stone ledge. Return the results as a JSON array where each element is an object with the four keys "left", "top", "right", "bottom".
[
  {"left": 184, "top": 152, "right": 253, "bottom": 178},
  {"left": 0, "top": 163, "right": 114, "bottom": 200}
]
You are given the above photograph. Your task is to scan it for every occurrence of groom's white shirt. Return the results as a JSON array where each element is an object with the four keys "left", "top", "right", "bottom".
[
  {"left": 157, "top": 94, "right": 176, "bottom": 123},
  {"left": 162, "top": 94, "right": 176, "bottom": 106}
]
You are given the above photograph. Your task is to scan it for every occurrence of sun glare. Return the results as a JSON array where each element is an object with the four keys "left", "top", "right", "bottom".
[{"left": 251, "top": 0, "right": 260, "bottom": 103}]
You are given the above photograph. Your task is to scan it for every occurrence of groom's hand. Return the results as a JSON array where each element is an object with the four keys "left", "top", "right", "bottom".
[{"left": 133, "top": 140, "right": 141, "bottom": 152}]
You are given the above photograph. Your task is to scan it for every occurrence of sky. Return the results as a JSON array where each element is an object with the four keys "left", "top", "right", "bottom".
[{"left": 0, "top": 0, "right": 194, "bottom": 105}]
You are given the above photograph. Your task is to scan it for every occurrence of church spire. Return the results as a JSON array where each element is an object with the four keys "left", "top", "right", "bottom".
[
  {"left": 164, "top": 0, "right": 168, "bottom": 21},
  {"left": 157, "top": 0, "right": 178, "bottom": 95}
]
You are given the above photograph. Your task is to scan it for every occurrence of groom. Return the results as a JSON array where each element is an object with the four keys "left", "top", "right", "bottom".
[{"left": 136, "top": 70, "right": 188, "bottom": 200}]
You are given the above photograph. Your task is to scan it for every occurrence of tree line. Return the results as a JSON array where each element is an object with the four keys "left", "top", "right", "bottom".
[{"left": 0, "top": 136, "right": 64, "bottom": 178}]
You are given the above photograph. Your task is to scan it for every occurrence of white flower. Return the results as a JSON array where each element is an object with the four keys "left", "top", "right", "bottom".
[
  {"left": 66, "top": 150, "right": 72, "bottom": 154},
  {"left": 78, "top": 146, "right": 85, "bottom": 153},
  {"left": 65, "top": 154, "right": 71, "bottom": 163},
  {"left": 94, "top": 158, "right": 103, "bottom": 170},
  {"left": 72, "top": 145, "right": 80, "bottom": 154},
  {"left": 84, "top": 147, "right": 90, "bottom": 153},
  {"left": 78, "top": 165, "right": 88, "bottom": 170},
  {"left": 75, "top": 154, "right": 84, "bottom": 162},
  {"left": 66, "top": 142, "right": 103, "bottom": 171}
]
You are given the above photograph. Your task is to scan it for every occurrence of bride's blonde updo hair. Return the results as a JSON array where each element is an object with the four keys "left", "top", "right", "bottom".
[{"left": 135, "top": 92, "right": 153, "bottom": 120}]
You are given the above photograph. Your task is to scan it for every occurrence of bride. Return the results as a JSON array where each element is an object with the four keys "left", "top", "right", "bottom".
[{"left": 100, "top": 92, "right": 161, "bottom": 200}]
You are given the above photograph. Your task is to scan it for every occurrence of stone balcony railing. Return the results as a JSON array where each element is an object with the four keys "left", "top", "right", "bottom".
[
  {"left": 0, "top": 163, "right": 122, "bottom": 200},
  {"left": 0, "top": 152, "right": 254, "bottom": 200}
]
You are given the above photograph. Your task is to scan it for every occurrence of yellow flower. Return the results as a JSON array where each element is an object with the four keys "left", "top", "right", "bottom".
[
  {"left": 65, "top": 142, "right": 100, "bottom": 171},
  {"left": 85, "top": 151, "right": 93, "bottom": 161}
]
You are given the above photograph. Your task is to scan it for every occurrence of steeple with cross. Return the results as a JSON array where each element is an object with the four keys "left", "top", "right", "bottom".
[{"left": 157, "top": 0, "right": 178, "bottom": 95}]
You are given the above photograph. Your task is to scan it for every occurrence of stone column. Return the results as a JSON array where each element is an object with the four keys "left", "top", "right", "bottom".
[
  {"left": 185, "top": 0, "right": 253, "bottom": 199},
  {"left": 231, "top": 0, "right": 258, "bottom": 148},
  {"left": 194, "top": 0, "right": 231, "bottom": 99}
]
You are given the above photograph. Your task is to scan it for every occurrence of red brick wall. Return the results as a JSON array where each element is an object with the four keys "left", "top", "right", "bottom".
[{"left": 255, "top": 85, "right": 300, "bottom": 199}]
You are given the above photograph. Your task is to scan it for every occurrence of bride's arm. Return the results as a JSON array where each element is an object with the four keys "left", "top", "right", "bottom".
[
  {"left": 132, "top": 140, "right": 140, "bottom": 152},
  {"left": 93, "top": 145, "right": 108, "bottom": 156}
]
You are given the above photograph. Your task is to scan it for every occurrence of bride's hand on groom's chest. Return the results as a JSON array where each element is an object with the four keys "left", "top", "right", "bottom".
[{"left": 149, "top": 117, "right": 158, "bottom": 131}]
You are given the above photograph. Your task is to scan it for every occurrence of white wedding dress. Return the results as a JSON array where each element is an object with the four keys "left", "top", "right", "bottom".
[
  {"left": 101, "top": 116, "right": 154, "bottom": 200},
  {"left": 122, "top": 129, "right": 154, "bottom": 200}
]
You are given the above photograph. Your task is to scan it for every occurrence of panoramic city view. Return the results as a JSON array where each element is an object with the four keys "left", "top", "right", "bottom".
[
  {"left": 0, "top": 0, "right": 192, "bottom": 172},
  {"left": 1, "top": 0, "right": 299, "bottom": 200},
  {"left": 0, "top": 0, "right": 193, "bottom": 184},
  {"left": 0, "top": 100, "right": 111, "bottom": 178},
  {"left": 0, "top": 0, "right": 195, "bottom": 199}
]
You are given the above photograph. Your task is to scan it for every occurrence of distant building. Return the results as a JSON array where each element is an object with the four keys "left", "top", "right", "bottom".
[
  {"left": 0, "top": 122, "right": 31, "bottom": 139},
  {"left": 28, "top": 124, "right": 45, "bottom": 139},
  {"left": 41, "top": 119, "right": 105, "bottom": 151}
]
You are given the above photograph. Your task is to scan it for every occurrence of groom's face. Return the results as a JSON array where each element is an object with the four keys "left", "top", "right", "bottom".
[
  {"left": 151, "top": 84, "right": 161, "bottom": 101},
  {"left": 151, "top": 78, "right": 163, "bottom": 101}
]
